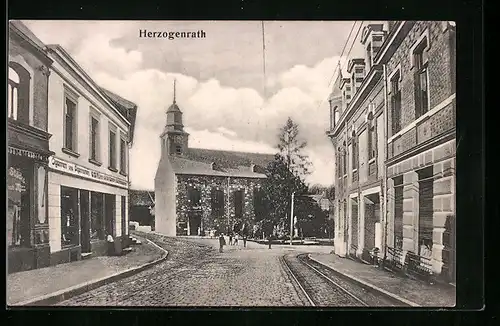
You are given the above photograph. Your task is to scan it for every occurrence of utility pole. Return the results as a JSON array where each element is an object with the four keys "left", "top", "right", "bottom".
[{"left": 290, "top": 191, "right": 295, "bottom": 245}]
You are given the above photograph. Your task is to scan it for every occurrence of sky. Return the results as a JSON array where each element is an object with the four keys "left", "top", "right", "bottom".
[{"left": 23, "top": 20, "right": 377, "bottom": 190}]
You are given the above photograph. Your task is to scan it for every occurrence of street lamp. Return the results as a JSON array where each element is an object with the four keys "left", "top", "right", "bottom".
[{"left": 290, "top": 192, "right": 295, "bottom": 245}]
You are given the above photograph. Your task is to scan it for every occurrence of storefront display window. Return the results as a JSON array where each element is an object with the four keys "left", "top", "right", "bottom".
[
  {"left": 91, "top": 192, "right": 105, "bottom": 240},
  {"left": 37, "top": 165, "right": 47, "bottom": 224},
  {"left": 7, "top": 160, "right": 32, "bottom": 247},
  {"left": 60, "top": 186, "right": 80, "bottom": 247}
]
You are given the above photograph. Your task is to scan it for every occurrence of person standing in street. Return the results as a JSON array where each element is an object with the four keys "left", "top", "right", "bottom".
[
  {"left": 229, "top": 233, "right": 233, "bottom": 246},
  {"left": 268, "top": 234, "right": 272, "bottom": 249},
  {"left": 219, "top": 233, "right": 226, "bottom": 253},
  {"left": 234, "top": 234, "right": 239, "bottom": 246},
  {"left": 243, "top": 235, "right": 247, "bottom": 248}
]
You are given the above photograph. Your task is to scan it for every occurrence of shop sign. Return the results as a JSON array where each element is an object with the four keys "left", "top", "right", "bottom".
[{"left": 48, "top": 156, "right": 128, "bottom": 188}]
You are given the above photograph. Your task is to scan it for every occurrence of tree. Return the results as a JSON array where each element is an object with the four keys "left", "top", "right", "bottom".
[
  {"left": 261, "top": 154, "right": 308, "bottom": 237},
  {"left": 294, "top": 196, "right": 328, "bottom": 238},
  {"left": 278, "top": 117, "right": 312, "bottom": 178}
]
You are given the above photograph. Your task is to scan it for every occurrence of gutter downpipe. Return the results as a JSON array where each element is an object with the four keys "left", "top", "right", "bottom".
[{"left": 382, "top": 63, "right": 389, "bottom": 264}]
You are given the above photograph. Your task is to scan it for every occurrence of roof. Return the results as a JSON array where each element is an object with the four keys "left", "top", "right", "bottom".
[
  {"left": 167, "top": 102, "right": 182, "bottom": 112},
  {"left": 130, "top": 189, "right": 155, "bottom": 206},
  {"left": 46, "top": 44, "right": 131, "bottom": 127},
  {"left": 169, "top": 148, "right": 275, "bottom": 178},
  {"left": 9, "top": 21, "right": 52, "bottom": 64},
  {"left": 100, "top": 88, "right": 138, "bottom": 144}
]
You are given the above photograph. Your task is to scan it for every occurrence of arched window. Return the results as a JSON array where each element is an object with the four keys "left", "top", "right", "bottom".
[
  {"left": 8, "top": 63, "right": 30, "bottom": 124},
  {"left": 8, "top": 67, "right": 19, "bottom": 120}
]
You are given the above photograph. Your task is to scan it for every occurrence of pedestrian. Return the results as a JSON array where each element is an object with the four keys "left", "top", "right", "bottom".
[
  {"left": 243, "top": 235, "right": 247, "bottom": 248},
  {"left": 234, "top": 234, "right": 239, "bottom": 246},
  {"left": 268, "top": 234, "right": 272, "bottom": 249},
  {"left": 219, "top": 233, "right": 226, "bottom": 253},
  {"left": 229, "top": 233, "right": 233, "bottom": 246}
]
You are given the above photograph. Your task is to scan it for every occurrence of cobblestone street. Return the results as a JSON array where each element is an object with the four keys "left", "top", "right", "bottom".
[{"left": 57, "top": 234, "right": 309, "bottom": 306}]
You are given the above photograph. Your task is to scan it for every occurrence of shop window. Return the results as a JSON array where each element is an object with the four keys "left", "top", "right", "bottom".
[
  {"left": 61, "top": 186, "right": 80, "bottom": 247},
  {"left": 121, "top": 196, "right": 127, "bottom": 237},
  {"left": 8, "top": 63, "right": 30, "bottom": 124},
  {"left": 7, "top": 159, "right": 32, "bottom": 247},
  {"left": 90, "top": 192, "right": 105, "bottom": 240},
  {"left": 104, "top": 193, "right": 116, "bottom": 236}
]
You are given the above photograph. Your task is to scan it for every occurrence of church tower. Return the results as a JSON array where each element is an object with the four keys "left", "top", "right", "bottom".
[{"left": 160, "top": 79, "right": 189, "bottom": 156}]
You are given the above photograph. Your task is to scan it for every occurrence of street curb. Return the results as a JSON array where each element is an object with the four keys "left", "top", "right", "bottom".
[
  {"left": 11, "top": 236, "right": 169, "bottom": 306},
  {"left": 307, "top": 254, "right": 420, "bottom": 307}
]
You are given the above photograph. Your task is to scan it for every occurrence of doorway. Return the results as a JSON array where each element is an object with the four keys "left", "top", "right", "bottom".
[
  {"left": 104, "top": 193, "right": 115, "bottom": 237},
  {"left": 80, "top": 190, "right": 91, "bottom": 253},
  {"left": 188, "top": 211, "right": 202, "bottom": 235},
  {"left": 363, "top": 193, "right": 380, "bottom": 257}
]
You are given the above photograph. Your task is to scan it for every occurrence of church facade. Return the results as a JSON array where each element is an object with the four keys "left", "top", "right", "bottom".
[{"left": 154, "top": 85, "right": 274, "bottom": 237}]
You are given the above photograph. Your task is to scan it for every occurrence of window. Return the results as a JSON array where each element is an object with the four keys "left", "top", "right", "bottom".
[
  {"left": 8, "top": 67, "right": 19, "bottom": 120},
  {"left": 90, "top": 116, "right": 100, "bottom": 162},
  {"left": 120, "top": 137, "right": 127, "bottom": 174},
  {"left": 346, "top": 86, "right": 351, "bottom": 92},
  {"left": 121, "top": 196, "right": 127, "bottom": 237},
  {"left": 393, "top": 176, "right": 403, "bottom": 249},
  {"left": 253, "top": 188, "right": 265, "bottom": 221},
  {"left": 418, "top": 167, "right": 434, "bottom": 258},
  {"left": 64, "top": 95, "right": 78, "bottom": 152},
  {"left": 8, "top": 63, "right": 30, "bottom": 124},
  {"left": 61, "top": 186, "right": 80, "bottom": 247},
  {"left": 234, "top": 190, "right": 244, "bottom": 218},
  {"left": 109, "top": 127, "right": 117, "bottom": 170},
  {"left": 211, "top": 188, "right": 225, "bottom": 218},
  {"left": 90, "top": 192, "right": 105, "bottom": 240},
  {"left": 352, "top": 134, "right": 358, "bottom": 170},
  {"left": 342, "top": 144, "right": 347, "bottom": 176},
  {"left": 175, "top": 145, "right": 182, "bottom": 155},
  {"left": 346, "top": 95, "right": 351, "bottom": 99},
  {"left": 414, "top": 40, "right": 429, "bottom": 118},
  {"left": 7, "top": 158, "right": 32, "bottom": 247},
  {"left": 367, "top": 115, "right": 377, "bottom": 160},
  {"left": 391, "top": 72, "right": 402, "bottom": 134},
  {"left": 355, "top": 67, "right": 364, "bottom": 74}
]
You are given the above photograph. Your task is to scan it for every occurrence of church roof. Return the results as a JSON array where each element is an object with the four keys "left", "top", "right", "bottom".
[
  {"left": 169, "top": 148, "right": 275, "bottom": 178},
  {"left": 167, "top": 102, "right": 182, "bottom": 112}
]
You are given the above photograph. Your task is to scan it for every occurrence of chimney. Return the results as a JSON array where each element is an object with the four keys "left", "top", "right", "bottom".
[
  {"left": 347, "top": 58, "right": 366, "bottom": 97},
  {"left": 361, "top": 24, "right": 387, "bottom": 71}
]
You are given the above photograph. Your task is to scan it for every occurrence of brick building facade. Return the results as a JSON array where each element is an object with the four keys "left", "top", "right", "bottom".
[{"left": 327, "top": 21, "right": 456, "bottom": 283}]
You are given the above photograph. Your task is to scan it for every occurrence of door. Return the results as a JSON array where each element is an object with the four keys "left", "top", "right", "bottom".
[
  {"left": 80, "top": 190, "right": 91, "bottom": 253},
  {"left": 121, "top": 196, "right": 127, "bottom": 238},
  {"left": 104, "top": 194, "right": 115, "bottom": 237}
]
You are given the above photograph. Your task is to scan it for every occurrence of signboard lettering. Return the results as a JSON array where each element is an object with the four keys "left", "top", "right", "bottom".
[{"left": 48, "top": 156, "right": 127, "bottom": 189}]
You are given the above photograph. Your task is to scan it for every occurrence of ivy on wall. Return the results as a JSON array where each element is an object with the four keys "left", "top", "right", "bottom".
[{"left": 175, "top": 175, "right": 263, "bottom": 235}]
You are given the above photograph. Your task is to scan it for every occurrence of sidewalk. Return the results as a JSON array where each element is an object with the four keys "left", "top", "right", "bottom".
[
  {"left": 7, "top": 235, "right": 167, "bottom": 306},
  {"left": 309, "top": 253, "right": 456, "bottom": 307}
]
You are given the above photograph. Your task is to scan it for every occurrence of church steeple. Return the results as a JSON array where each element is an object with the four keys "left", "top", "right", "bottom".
[{"left": 160, "top": 79, "right": 189, "bottom": 157}]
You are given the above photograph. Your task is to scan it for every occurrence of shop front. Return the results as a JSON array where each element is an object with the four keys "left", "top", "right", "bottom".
[
  {"left": 8, "top": 146, "right": 52, "bottom": 274},
  {"left": 47, "top": 156, "right": 129, "bottom": 265}
]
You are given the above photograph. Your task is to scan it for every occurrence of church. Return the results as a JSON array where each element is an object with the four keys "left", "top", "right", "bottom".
[{"left": 154, "top": 82, "right": 274, "bottom": 237}]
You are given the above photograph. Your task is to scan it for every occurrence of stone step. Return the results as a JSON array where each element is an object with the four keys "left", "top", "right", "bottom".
[{"left": 81, "top": 252, "right": 93, "bottom": 260}]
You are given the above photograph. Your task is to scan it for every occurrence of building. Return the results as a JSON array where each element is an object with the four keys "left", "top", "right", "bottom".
[
  {"left": 379, "top": 21, "right": 456, "bottom": 283},
  {"left": 44, "top": 44, "right": 138, "bottom": 265},
  {"left": 327, "top": 21, "right": 456, "bottom": 283},
  {"left": 155, "top": 83, "right": 274, "bottom": 237},
  {"left": 327, "top": 24, "right": 388, "bottom": 261},
  {"left": 8, "top": 21, "right": 54, "bottom": 273},
  {"left": 129, "top": 189, "right": 155, "bottom": 228}
]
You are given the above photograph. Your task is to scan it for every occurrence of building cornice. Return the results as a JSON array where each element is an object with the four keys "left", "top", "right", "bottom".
[
  {"left": 8, "top": 22, "right": 53, "bottom": 66},
  {"left": 327, "top": 65, "right": 383, "bottom": 138},
  {"left": 374, "top": 21, "right": 416, "bottom": 65},
  {"left": 46, "top": 45, "right": 131, "bottom": 126}
]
